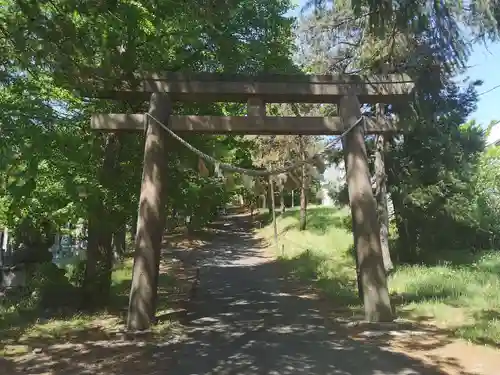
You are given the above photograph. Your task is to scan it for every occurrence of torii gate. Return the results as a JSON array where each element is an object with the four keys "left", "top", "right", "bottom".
[{"left": 91, "top": 72, "right": 414, "bottom": 330}]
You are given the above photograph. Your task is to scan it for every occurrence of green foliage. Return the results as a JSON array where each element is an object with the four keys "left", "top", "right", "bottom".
[
  {"left": 0, "top": 0, "right": 297, "bottom": 240},
  {"left": 2, "top": 263, "right": 76, "bottom": 313},
  {"left": 29, "top": 263, "right": 77, "bottom": 309},
  {"left": 66, "top": 260, "right": 87, "bottom": 288},
  {"left": 0, "top": 196, "right": 9, "bottom": 227},
  {"left": 472, "top": 146, "right": 500, "bottom": 237},
  {"left": 298, "top": 0, "right": 498, "bottom": 260},
  {"left": 304, "top": 0, "right": 499, "bottom": 73},
  {"left": 0, "top": 0, "right": 297, "bottom": 309},
  {"left": 171, "top": 172, "right": 230, "bottom": 230},
  {"left": 387, "top": 81, "right": 493, "bottom": 258}
]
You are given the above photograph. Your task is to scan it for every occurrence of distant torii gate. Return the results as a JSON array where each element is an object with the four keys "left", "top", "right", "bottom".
[{"left": 90, "top": 73, "right": 414, "bottom": 330}]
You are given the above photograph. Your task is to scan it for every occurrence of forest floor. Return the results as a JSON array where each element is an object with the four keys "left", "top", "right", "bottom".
[{"left": 1, "top": 211, "right": 499, "bottom": 374}]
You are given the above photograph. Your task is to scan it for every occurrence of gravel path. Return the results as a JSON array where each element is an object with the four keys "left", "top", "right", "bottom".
[{"left": 166, "top": 214, "right": 467, "bottom": 375}]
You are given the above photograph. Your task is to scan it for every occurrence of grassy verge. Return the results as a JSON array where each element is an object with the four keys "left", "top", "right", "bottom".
[
  {"left": 0, "top": 258, "right": 179, "bottom": 358},
  {"left": 256, "top": 206, "right": 500, "bottom": 346}
]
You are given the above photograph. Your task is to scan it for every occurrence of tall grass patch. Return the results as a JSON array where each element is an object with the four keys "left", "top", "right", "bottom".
[{"left": 257, "top": 206, "right": 500, "bottom": 346}]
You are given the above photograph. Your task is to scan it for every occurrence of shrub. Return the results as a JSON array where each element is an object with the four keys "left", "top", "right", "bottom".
[{"left": 66, "top": 260, "right": 86, "bottom": 288}]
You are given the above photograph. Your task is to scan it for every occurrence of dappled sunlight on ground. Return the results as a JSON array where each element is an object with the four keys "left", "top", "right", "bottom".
[
  {"left": 2, "top": 211, "right": 500, "bottom": 374},
  {"left": 0, "top": 245, "right": 189, "bottom": 375},
  {"left": 163, "top": 214, "right": 499, "bottom": 375},
  {"left": 257, "top": 206, "right": 500, "bottom": 348},
  {"left": 0, "top": 314, "right": 186, "bottom": 375}
]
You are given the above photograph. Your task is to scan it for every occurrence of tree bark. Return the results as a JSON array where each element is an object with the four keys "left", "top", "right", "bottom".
[
  {"left": 374, "top": 134, "right": 394, "bottom": 273},
  {"left": 299, "top": 136, "right": 308, "bottom": 231},
  {"left": 129, "top": 209, "right": 138, "bottom": 243},
  {"left": 340, "top": 95, "right": 393, "bottom": 322},
  {"left": 82, "top": 134, "right": 120, "bottom": 309},
  {"left": 84, "top": 214, "right": 114, "bottom": 308},
  {"left": 266, "top": 184, "right": 273, "bottom": 215},
  {"left": 269, "top": 177, "right": 279, "bottom": 251},
  {"left": 127, "top": 93, "right": 171, "bottom": 331},
  {"left": 386, "top": 145, "right": 413, "bottom": 264},
  {"left": 280, "top": 188, "right": 286, "bottom": 214},
  {"left": 341, "top": 137, "right": 364, "bottom": 301},
  {"left": 112, "top": 225, "right": 127, "bottom": 259},
  {"left": 391, "top": 190, "right": 416, "bottom": 263}
]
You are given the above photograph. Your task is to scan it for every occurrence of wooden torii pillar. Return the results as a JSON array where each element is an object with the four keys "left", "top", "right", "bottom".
[
  {"left": 91, "top": 72, "right": 414, "bottom": 329},
  {"left": 127, "top": 93, "right": 171, "bottom": 329},
  {"left": 340, "top": 95, "right": 392, "bottom": 321}
]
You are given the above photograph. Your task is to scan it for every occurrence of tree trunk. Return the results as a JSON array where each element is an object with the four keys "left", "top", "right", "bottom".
[
  {"left": 83, "top": 214, "right": 114, "bottom": 308},
  {"left": 280, "top": 189, "right": 286, "bottom": 214},
  {"left": 341, "top": 138, "right": 364, "bottom": 301},
  {"left": 374, "top": 134, "right": 394, "bottom": 273},
  {"left": 340, "top": 95, "right": 393, "bottom": 322},
  {"left": 269, "top": 177, "right": 279, "bottom": 251},
  {"left": 386, "top": 147, "right": 413, "bottom": 264},
  {"left": 391, "top": 190, "right": 416, "bottom": 263},
  {"left": 267, "top": 184, "right": 273, "bottom": 215},
  {"left": 130, "top": 209, "right": 138, "bottom": 243},
  {"left": 82, "top": 134, "right": 120, "bottom": 309},
  {"left": 353, "top": 241, "right": 364, "bottom": 303},
  {"left": 112, "top": 225, "right": 127, "bottom": 260},
  {"left": 299, "top": 136, "right": 308, "bottom": 231},
  {"left": 127, "top": 94, "right": 171, "bottom": 331}
]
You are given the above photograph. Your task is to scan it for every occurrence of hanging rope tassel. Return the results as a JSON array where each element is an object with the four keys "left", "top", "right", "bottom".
[
  {"left": 144, "top": 111, "right": 365, "bottom": 260},
  {"left": 198, "top": 158, "right": 209, "bottom": 177}
]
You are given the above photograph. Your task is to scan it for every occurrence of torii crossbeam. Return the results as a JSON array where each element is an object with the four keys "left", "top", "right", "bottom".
[
  {"left": 90, "top": 72, "right": 414, "bottom": 330},
  {"left": 91, "top": 72, "right": 412, "bottom": 134}
]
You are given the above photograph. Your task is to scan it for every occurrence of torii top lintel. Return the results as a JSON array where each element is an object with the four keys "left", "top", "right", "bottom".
[{"left": 96, "top": 72, "right": 415, "bottom": 104}]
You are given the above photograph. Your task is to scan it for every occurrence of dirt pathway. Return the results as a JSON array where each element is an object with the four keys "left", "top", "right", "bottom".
[
  {"left": 167, "top": 214, "right": 500, "bottom": 375},
  {"left": 3, "top": 214, "right": 498, "bottom": 375}
]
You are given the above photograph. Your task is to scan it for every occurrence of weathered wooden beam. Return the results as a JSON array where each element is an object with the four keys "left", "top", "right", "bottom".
[
  {"left": 127, "top": 93, "right": 171, "bottom": 331},
  {"left": 247, "top": 98, "right": 266, "bottom": 118},
  {"left": 91, "top": 114, "right": 400, "bottom": 135},
  {"left": 91, "top": 114, "right": 146, "bottom": 131},
  {"left": 340, "top": 94, "right": 393, "bottom": 322},
  {"left": 94, "top": 72, "right": 415, "bottom": 104},
  {"left": 148, "top": 72, "right": 410, "bottom": 83}
]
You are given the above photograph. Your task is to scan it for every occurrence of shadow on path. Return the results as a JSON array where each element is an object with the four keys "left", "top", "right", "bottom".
[
  {"left": 0, "top": 215, "right": 481, "bottom": 375},
  {"left": 167, "top": 214, "right": 471, "bottom": 375}
]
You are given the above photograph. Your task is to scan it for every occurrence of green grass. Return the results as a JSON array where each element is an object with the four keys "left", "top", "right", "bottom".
[
  {"left": 0, "top": 258, "right": 177, "bottom": 358},
  {"left": 390, "top": 253, "right": 500, "bottom": 346},
  {"left": 257, "top": 206, "right": 500, "bottom": 346},
  {"left": 109, "top": 258, "right": 177, "bottom": 317}
]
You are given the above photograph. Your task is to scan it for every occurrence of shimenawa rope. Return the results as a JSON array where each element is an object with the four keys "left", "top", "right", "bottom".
[{"left": 145, "top": 112, "right": 365, "bottom": 177}]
